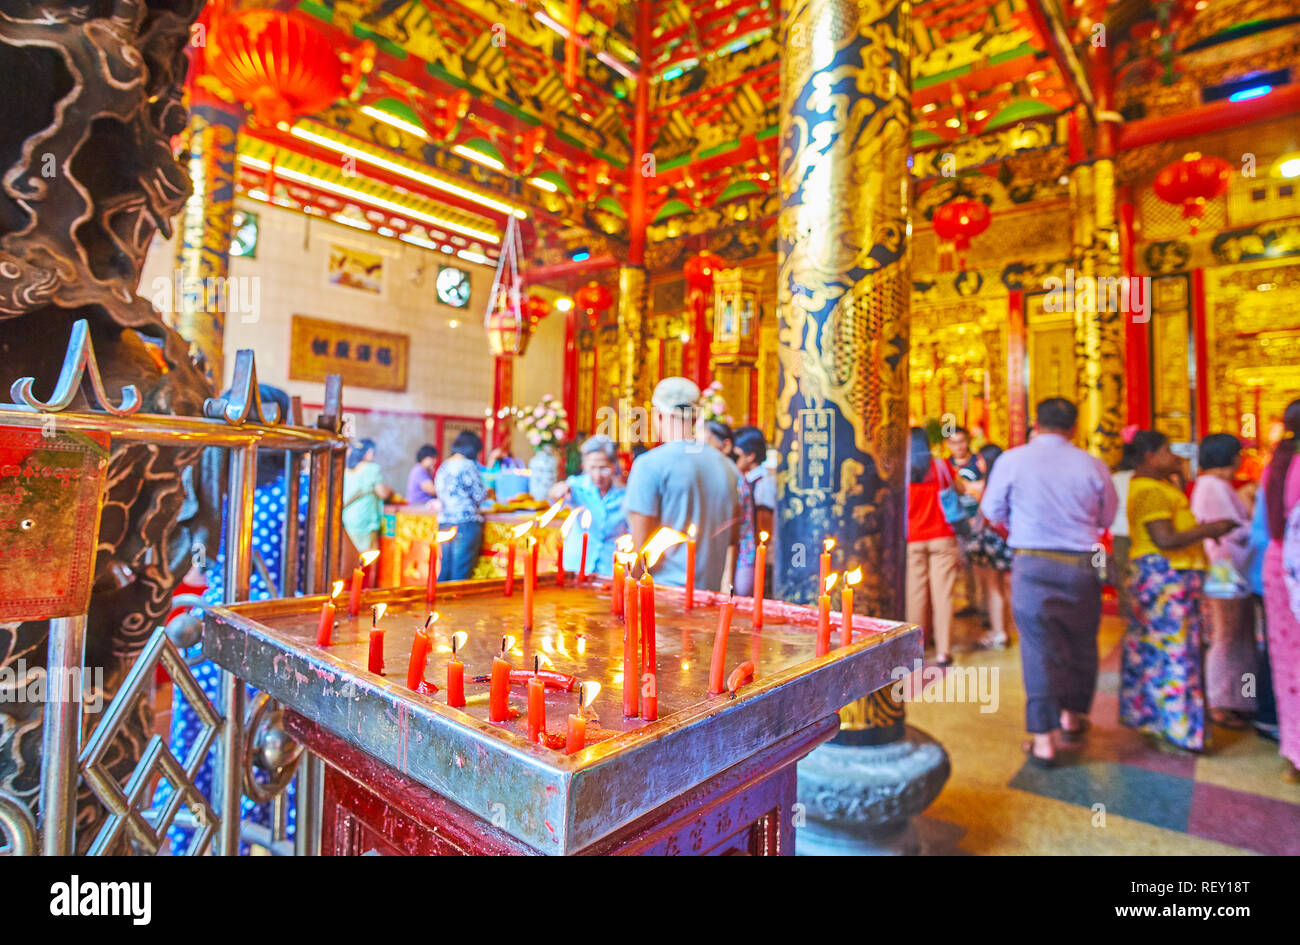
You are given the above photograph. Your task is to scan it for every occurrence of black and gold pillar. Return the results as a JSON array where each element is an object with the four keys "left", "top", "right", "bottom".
[
  {"left": 774, "top": 0, "right": 912, "bottom": 625},
  {"left": 174, "top": 99, "right": 242, "bottom": 384},
  {"left": 617, "top": 264, "right": 649, "bottom": 447}
]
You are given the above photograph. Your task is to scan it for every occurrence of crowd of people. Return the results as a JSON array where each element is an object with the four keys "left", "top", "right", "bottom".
[{"left": 910, "top": 395, "right": 1300, "bottom": 783}]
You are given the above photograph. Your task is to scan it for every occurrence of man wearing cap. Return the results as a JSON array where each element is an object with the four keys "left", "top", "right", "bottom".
[{"left": 624, "top": 377, "right": 740, "bottom": 590}]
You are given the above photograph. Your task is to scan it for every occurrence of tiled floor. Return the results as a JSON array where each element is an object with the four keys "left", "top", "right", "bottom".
[{"left": 904, "top": 614, "right": 1300, "bottom": 855}]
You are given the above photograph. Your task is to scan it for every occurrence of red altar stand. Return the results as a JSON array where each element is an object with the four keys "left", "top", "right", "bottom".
[{"left": 205, "top": 579, "right": 919, "bottom": 856}]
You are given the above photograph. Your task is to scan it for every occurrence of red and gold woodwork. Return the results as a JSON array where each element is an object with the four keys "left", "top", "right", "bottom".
[{"left": 709, "top": 266, "right": 763, "bottom": 426}]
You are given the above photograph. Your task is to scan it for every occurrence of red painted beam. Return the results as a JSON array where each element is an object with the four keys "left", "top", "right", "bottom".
[
  {"left": 1116, "top": 83, "right": 1300, "bottom": 150},
  {"left": 521, "top": 254, "right": 619, "bottom": 285}
]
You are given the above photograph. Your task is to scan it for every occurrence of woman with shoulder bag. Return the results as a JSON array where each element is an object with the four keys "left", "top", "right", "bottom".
[{"left": 906, "top": 428, "right": 962, "bottom": 667}]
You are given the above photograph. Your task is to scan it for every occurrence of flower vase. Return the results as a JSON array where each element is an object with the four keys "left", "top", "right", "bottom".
[{"left": 529, "top": 446, "right": 559, "bottom": 501}]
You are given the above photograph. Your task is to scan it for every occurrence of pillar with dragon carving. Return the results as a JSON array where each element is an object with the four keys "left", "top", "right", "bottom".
[
  {"left": 174, "top": 97, "right": 243, "bottom": 385},
  {"left": 776, "top": 0, "right": 949, "bottom": 855}
]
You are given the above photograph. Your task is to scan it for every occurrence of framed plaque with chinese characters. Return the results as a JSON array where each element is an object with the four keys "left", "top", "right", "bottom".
[
  {"left": 289, "top": 314, "right": 410, "bottom": 392},
  {"left": 0, "top": 426, "right": 109, "bottom": 621}
]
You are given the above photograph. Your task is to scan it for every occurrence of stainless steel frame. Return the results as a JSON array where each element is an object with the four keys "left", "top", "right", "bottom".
[{"left": 0, "top": 322, "right": 347, "bottom": 856}]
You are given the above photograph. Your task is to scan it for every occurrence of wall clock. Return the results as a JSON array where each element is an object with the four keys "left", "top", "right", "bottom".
[{"left": 436, "top": 266, "right": 471, "bottom": 308}]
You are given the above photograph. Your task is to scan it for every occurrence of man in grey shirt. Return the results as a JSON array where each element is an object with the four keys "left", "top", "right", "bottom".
[{"left": 625, "top": 377, "right": 740, "bottom": 589}]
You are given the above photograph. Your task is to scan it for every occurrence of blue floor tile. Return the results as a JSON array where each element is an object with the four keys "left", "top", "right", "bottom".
[{"left": 1009, "top": 761, "right": 1195, "bottom": 832}]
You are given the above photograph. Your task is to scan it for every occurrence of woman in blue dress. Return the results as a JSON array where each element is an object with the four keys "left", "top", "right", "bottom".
[{"left": 547, "top": 435, "right": 628, "bottom": 577}]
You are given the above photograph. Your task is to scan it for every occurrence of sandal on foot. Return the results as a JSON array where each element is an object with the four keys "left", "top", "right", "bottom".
[
  {"left": 1022, "top": 741, "right": 1056, "bottom": 769},
  {"left": 934, "top": 654, "right": 955, "bottom": 668},
  {"left": 1059, "top": 718, "right": 1091, "bottom": 745},
  {"left": 976, "top": 632, "right": 1009, "bottom": 650}
]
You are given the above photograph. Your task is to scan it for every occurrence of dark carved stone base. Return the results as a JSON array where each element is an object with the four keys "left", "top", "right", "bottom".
[{"left": 796, "top": 725, "right": 950, "bottom": 856}]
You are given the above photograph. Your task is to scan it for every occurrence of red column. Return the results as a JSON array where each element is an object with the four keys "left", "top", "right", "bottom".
[
  {"left": 562, "top": 306, "right": 578, "bottom": 429},
  {"left": 491, "top": 355, "right": 513, "bottom": 450},
  {"left": 1191, "top": 268, "right": 1210, "bottom": 441},
  {"left": 1119, "top": 188, "right": 1150, "bottom": 428},
  {"left": 627, "top": 2, "right": 651, "bottom": 267},
  {"left": 1007, "top": 290, "right": 1027, "bottom": 446}
]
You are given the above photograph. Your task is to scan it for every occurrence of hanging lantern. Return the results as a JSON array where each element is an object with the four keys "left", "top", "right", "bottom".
[
  {"left": 574, "top": 281, "right": 613, "bottom": 327},
  {"left": 485, "top": 217, "right": 532, "bottom": 355},
  {"left": 1154, "top": 152, "right": 1231, "bottom": 234},
  {"left": 204, "top": 10, "right": 347, "bottom": 126},
  {"left": 932, "top": 198, "right": 991, "bottom": 268},
  {"left": 684, "top": 251, "right": 725, "bottom": 295},
  {"left": 524, "top": 294, "right": 551, "bottom": 329}
]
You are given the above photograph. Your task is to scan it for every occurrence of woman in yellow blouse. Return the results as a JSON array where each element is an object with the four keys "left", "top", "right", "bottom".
[{"left": 1119, "top": 431, "right": 1237, "bottom": 751}]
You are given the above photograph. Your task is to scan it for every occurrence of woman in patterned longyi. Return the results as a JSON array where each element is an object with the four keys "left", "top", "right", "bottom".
[{"left": 1119, "top": 431, "right": 1237, "bottom": 752}]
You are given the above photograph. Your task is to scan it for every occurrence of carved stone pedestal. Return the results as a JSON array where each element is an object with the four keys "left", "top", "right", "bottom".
[{"left": 796, "top": 726, "right": 950, "bottom": 856}]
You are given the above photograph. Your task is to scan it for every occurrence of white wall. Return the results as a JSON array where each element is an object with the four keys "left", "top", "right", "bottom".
[{"left": 139, "top": 199, "right": 566, "bottom": 479}]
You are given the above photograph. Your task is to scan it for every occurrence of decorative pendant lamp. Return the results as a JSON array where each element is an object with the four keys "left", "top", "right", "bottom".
[
  {"left": 486, "top": 216, "right": 532, "bottom": 356},
  {"left": 1153, "top": 152, "right": 1231, "bottom": 235},
  {"left": 574, "top": 281, "right": 613, "bottom": 328},
  {"left": 932, "top": 198, "right": 991, "bottom": 269},
  {"left": 204, "top": 10, "right": 347, "bottom": 126}
]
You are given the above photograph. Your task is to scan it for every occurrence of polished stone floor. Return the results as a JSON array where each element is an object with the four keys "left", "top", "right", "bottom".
[{"left": 904, "top": 614, "right": 1300, "bottom": 855}]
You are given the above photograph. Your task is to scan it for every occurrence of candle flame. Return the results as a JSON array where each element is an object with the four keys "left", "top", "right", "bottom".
[
  {"left": 451, "top": 630, "right": 468, "bottom": 654},
  {"left": 425, "top": 611, "right": 439, "bottom": 628},
  {"left": 537, "top": 498, "right": 565, "bottom": 528},
  {"left": 845, "top": 566, "right": 863, "bottom": 587},
  {"left": 360, "top": 549, "right": 380, "bottom": 567},
  {"left": 823, "top": 538, "right": 835, "bottom": 553},
  {"left": 534, "top": 652, "right": 555, "bottom": 669},
  {"left": 615, "top": 551, "right": 637, "bottom": 567},
  {"left": 580, "top": 508, "right": 592, "bottom": 527},
  {"left": 824, "top": 573, "right": 839, "bottom": 594},
  {"left": 511, "top": 520, "right": 535, "bottom": 539},
  {"left": 759, "top": 530, "right": 769, "bottom": 545},
  {"left": 642, "top": 526, "right": 687, "bottom": 569},
  {"left": 581, "top": 681, "right": 601, "bottom": 709},
  {"left": 436, "top": 527, "right": 458, "bottom": 543},
  {"left": 616, "top": 534, "right": 634, "bottom": 554},
  {"left": 560, "top": 508, "right": 582, "bottom": 537},
  {"left": 687, "top": 523, "right": 697, "bottom": 540},
  {"left": 501, "top": 634, "right": 517, "bottom": 653},
  {"left": 372, "top": 602, "right": 388, "bottom": 624},
  {"left": 329, "top": 580, "right": 344, "bottom": 599}
]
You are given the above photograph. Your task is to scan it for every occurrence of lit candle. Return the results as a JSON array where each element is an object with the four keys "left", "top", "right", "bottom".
[
  {"left": 566, "top": 681, "right": 600, "bottom": 754},
  {"left": 708, "top": 592, "right": 736, "bottom": 695},
  {"left": 558, "top": 510, "right": 576, "bottom": 588},
  {"left": 623, "top": 557, "right": 639, "bottom": 718},
  {"left": 406, "top": 613, "right": 433, "bottom": 690},
  {"left": 315, "top": 580, "right": 344, "bottom": 646},
  {"left": 447, "top": 630, "right": 467, "bottom": 708},
  {"left": 489, "top": 635, "right": 514, "bottom": 722},
  {"left": 528, "top": 656, "right": 546, "bottom": 744},
  {"left": 505, "top": 521, "right": 530, "bottom": 597},
  {"left": 753, "top": 531, "right": 769, "bottom": 630},
  {"left": 817, "top": 573, "right": 837, "bottom": 657},
  {"left": 819, "top": 538, "right": 834, "bottom": 593},
  {"left": 841, "top": 566, "right": 862, "bottom": 649},
  {"left": 685, "top": 524, "right": 697, "bottom": 609},
  {"left": 640, "top": 571, "right": 657, "bottom": 720},
  {"left": 523, "top": 536, "right": 537, "bottom": 631},
  {"left": 367, "top": 603, "right": 388, "bottom": 674},
  {"left": 349, "top": 549, "right": 379, "bottom": 617},
  {"left": 611, "top": 535, "right": 632, "bottom": 617},
  {"left": 426, "top": 526, "right": 457, "bottom": 607},
  {"left": 577, "top": 509, "right": 592, "bottom": 583}
]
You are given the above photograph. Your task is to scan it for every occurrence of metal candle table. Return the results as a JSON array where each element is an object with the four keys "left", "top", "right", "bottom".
[{"left": 204, "top": 579, "right": 920, "bottom": 855}]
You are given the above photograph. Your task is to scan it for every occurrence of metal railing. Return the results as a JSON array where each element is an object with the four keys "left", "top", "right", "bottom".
[{"left": 0, "top": 320, "right": 347, "bottom": 856}]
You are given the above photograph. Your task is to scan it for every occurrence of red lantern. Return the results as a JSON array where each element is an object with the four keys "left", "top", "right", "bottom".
[
  {"left": 575, "top": 281, "right": 613, "bottom": 327},
  {"left": 524, "top": 295, "right": 551, "bottom": 328},
  {"left": 1154, "top": 152, "right": 1231, "bottom": 234},
  {"left": 932, "top": 198, "right": 992, "bottom": 252},
  {"left": 205, "top": 11, "right": 346, "bottom": 126},
  {"left": 683, "top": 251, "right": 725, "bottom": 295}
]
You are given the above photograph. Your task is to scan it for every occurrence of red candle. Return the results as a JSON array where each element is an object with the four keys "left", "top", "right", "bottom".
[
  {"left": 753, "top": 532, "right": 768, "bottom": 629},
  {"left": 612, "top": 557, "right": 625, "bottom": 616},
  {"left": 684, "top": 524, "right": 697, "bottom": 609},
  {"left": 505, "top": 540, "right": 516, "bottom": 596},
  {"left": 446, "top": 630, "right": 467, "bottom": 708},
  {"left": 639, "top": 572, "right": 657, "bottom": 720},
  {"left": 816, "top": 576, "right": 835, "bottom": 657},
  {"left": 623, "top": 565, "right": 639, "bottom": 718},
  {"left": 489, "top": 655, "right": 512, "bottom": 722},
  {"left": 565, "top": 714, "right": 586, "bottom": 753},
  {"left": 528, "top": 672, "right": 546, "bottom": 743},
  {"left": 708, "top": 595, "right": 736, "bottom": 695},
  {"left": 841, "top": 567, "right": 861, "bottom": 649},
  {"left": 819, "top": 538, "right": 834, "bottom": 593},
  {"left": 556, "top": 534, "right": 566, "bottom": 588},
  {"left": 578, "top": 532, "right": 589, "bottom": 583},
  {"left": 315, "top": 580, "right": 343, "bottom": 646},
  {"left": 523, "top": 537, "right": 536, "bottom": 630},
  {"left": 350, "top": 549, "right": 379, "bottom": 616},
  {"left": 406, "top": 628, "right": 430, "bottom": 690}
]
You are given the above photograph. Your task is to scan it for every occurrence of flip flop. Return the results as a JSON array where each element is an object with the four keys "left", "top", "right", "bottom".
[{"left": 1022, "top": 741, "right": 1056, "bottom": 768}]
